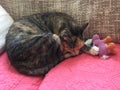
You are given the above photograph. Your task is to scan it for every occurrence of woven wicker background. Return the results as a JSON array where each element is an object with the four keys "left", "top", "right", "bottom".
[{"left": 0, "top": 0, "right": 120, "bottom": 43}]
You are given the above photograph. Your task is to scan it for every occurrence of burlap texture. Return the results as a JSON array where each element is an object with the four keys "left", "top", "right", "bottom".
[{"left": 0, "top": 0, "right": 120, "bottom": 43}]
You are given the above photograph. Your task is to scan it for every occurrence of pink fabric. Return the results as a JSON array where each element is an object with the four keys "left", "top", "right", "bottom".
[
  {"left": 0, "top": 44, "right": 120, "bottom": 90},
  {"left": 39, "top": 44, "right": 120, "bottom": 90},
  {"left": 0, "top": 53, "right": 43, "bottom": 90}
]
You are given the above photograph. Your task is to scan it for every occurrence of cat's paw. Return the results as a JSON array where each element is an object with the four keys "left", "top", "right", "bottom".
[
  {"left": 84, "top": 39, "right": 92, "bottom": 47},
  {"left": 53, "top": 34, "right": 61, "bottom": 44},
  {"left": 89, "top": 46, "right": 99, "bottom": 55}
]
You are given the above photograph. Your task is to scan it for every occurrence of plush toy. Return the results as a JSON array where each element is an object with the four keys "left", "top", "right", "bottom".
[{"left": 92, "top": 34, "right": 116, "bottom": 59}]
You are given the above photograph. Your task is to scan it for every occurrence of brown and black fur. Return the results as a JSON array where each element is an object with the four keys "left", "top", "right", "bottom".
[{"left": 6, "top": 12, "right": 89, "bottom": 76}]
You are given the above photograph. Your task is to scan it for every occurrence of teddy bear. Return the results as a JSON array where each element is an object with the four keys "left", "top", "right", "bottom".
[{"left": 92, "top": 34, "right": 116, "bottom": 59}]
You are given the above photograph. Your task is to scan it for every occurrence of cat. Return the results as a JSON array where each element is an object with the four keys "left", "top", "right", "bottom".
[{"left": 6, "top": 12, "right": 92, "bottom": 76}]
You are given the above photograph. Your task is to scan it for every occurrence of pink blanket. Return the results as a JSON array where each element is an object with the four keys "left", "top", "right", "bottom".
[
  {"left": 0, "top": 44, "right": 120, "bottom": 90},
  {"left": 0, "top": 53, "right": 43, "bottom": 90}
]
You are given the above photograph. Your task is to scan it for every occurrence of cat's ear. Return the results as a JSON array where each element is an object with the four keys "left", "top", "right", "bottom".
[
  {"left": 79, "top": 22, "right": 89, "bottom": 34},
  {"left": 71, "top": 22, "right": 89, "bottom": 36}
]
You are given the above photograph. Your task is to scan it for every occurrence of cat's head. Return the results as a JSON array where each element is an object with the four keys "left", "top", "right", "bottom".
[{"left": 59, "top": 22, "right": 88, "bottom": 58}]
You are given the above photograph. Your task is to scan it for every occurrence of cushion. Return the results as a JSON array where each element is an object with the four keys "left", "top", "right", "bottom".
[
  {"left": 0, "top": 53, "right": 43, "bottom": 90},
  {"left": 0, "top": 44, "right": 120, "bottom": 89},
  {"left": 39, "top": 44, "right": 120, "bottom": 90},
  {"left": 0, "top": 5, "right": 14, "bottom": 54},
  {"left": 0, "top": 0, "right": 120, "bottom": 43}
]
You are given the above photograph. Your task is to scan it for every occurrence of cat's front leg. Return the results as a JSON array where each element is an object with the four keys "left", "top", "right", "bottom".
[
  {"left": 89, "top": 46, "right": 99, "bottom": 55},
  {"left": 80, "top": 44, "right": 99, "bottom": 55},
  {"left": 80, "top": 39, "right": 99, "bottom": 55},
  {"left": 52, "top": 34, "right": 61, "bottom": 44}
]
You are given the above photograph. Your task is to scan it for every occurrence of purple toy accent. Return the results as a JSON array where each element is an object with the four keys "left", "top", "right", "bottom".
[{"left": 92, "top": 34, "right": 108, "bottom": 57}]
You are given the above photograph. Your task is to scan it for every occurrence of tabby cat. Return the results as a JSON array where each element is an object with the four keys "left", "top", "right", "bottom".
[{"left": 6, "top": 12, "right": 91, "bottom": 76}]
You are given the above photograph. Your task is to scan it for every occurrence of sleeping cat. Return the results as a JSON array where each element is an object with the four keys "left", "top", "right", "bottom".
[{"left": 6, "top": 12, "right": 93, "bottom": 76}]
